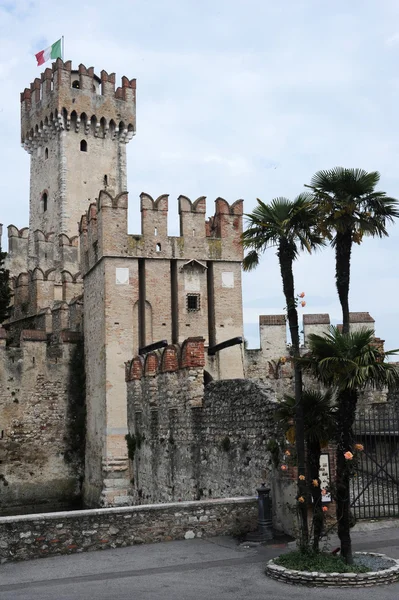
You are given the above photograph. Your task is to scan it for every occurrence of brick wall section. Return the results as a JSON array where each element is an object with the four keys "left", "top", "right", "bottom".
[{"left": 0, "top": 497, "right": 257, "bottom": 563}]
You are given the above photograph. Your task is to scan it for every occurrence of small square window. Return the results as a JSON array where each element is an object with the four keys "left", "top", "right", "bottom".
[{"left": 187, "top": 294, "right": 200, "bottom": 312}]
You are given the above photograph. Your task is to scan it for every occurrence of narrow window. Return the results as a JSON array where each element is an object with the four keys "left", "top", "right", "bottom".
[
  {"left": 45, "top": 148, "right": 48, "bottom": 159},
  {"left": 187, "top": 294, "right": 200, "bottom": 312},
  {"left": 156, "top": 243, "right": 161, "bottom": 252},
  {"left": 42, "top": 192, "right": 48, "bottom": 212},
  {"left": 154, "top": 227, "right": 158, "bottom": 236},
  {"left": 80, "top": 139, "right": 87, "bottom": 152},
  {"left": 72, "top": 80, "right": 80, "bottom": 89},
  {"left": 103, "top": 174, "right": 108, "bottom": 187}
]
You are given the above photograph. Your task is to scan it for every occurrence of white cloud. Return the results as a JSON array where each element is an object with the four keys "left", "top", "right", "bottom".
[{"left": 385, "top": 32, "right": 399, "bottom": 46}]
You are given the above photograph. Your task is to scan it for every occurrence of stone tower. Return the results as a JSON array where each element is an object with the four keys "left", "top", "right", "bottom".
[{"left": 20, "top": 59, "right": 136, "bottom": 268}]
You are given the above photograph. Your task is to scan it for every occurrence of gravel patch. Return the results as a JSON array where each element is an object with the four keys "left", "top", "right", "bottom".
[{"left": 354, "top": 553, "right": 396, "bottom": 571}]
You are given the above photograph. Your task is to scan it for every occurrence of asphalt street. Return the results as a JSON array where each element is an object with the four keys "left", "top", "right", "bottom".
[{"left": 1, "top": 524, "right": 399, "bottom": 599}]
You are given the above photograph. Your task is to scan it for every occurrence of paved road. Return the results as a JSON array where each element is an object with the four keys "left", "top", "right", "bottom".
[{"left": 1, "top": 526, "right": 399, "bottom": 599}]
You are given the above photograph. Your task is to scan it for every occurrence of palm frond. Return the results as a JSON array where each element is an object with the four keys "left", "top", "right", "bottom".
[
  {"left": 241, "top": 194, "right": 325, "bottom": 271},
  {"left": 275, "top": 389, "right": 337, "bottom": 444},
  {"left": 299, "top": 326, "right": 399, "bottom": 391},
  {"left": 242, "top": 250, "right": 260, "bottom": 272}
]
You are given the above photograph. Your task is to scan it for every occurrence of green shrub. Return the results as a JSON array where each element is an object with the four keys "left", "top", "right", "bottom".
[{"left": 274, "top": 550, "right": 369, "bottom": 573}]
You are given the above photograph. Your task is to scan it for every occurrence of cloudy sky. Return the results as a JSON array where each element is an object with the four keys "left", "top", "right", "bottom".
[{"left": 1, "top": 0, "right": 399, "bottom": 350}]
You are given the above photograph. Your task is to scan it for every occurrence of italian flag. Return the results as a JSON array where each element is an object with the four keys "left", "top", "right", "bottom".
[{"left": 35, "top": 39, "right": 62, "bottom": 66}]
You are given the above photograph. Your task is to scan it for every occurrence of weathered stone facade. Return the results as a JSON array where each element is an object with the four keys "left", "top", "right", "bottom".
[
  {"left": 126, "top": 337, "right": 277, "bottom": 503},
  {"left": 0, "top": 328, "right": 84, "bottom": 515}
]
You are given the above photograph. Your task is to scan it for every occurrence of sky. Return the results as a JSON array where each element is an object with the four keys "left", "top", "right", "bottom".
[{"left": 1, "top": 0, "right": 399, "bottom": 350}]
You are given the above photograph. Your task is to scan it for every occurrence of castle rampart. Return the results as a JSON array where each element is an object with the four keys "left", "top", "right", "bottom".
[{"left": 126, "top": 337, "right": 276, "bottom": 504}]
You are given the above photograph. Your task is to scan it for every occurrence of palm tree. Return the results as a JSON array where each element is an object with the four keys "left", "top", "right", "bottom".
[
  {"left": 242, "top": 195, "right": 325, "bottom": 548},
  {"left": 306, "top": 168, "right": 399, "bottom": 333},
  {"left": 276, "top": 390, "right": 336, "bottom": 551},
  {"left": 301, "top": 327, "right": 399, "bottom": 563}
]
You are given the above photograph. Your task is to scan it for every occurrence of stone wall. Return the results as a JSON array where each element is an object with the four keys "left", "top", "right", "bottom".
[
  {"left": 0, "top": 497, "right": 257, "bottom": 563},
  {"left": 0, "top": 328, "right": 84, "bottom": 515},
  {"left": 126, "top": 338, "right": 277, "bottom": 504}
]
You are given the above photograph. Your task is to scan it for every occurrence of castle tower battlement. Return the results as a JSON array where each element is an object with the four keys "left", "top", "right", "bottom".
[{"left": 20, "top": 59, "right": 136, "bottom": 254}]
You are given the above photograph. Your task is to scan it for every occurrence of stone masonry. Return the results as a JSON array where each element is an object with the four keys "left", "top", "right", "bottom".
[{"left": 126, "top": 337, "right": 278, "bottom": 504}]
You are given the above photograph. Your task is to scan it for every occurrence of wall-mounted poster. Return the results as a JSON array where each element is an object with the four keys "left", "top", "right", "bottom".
[{"left": 319, "top": 453, "right": 331, "bottom": 502}]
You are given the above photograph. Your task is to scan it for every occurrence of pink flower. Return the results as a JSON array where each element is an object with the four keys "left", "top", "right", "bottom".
[
  {"left": 300, "top": 301, "right": 306, "bottom": 307},
  {"left": 281, "top": 465, "right": 288, "bottom": 471},
  {"left": 298, "top": 292, "right": 305, "bottom": 298},
  {"left": 354, "top": 444, "right": 364, "bottom": 452},
  {"left": 322, "top": 506, "right": 328, "bottom": 513},
  {"left": 344, "top": 451, "right": 354, "bottom": 460}
]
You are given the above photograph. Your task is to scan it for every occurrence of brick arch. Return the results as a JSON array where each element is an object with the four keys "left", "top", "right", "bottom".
[
  {"left": 181, "top": 337, "right": 205, "bottom": 369},
  {"left": 160, "top": 345, "right": 179, "bottom": 373},
  {"left": 144, "top": 352, "right": 159, "bottom": 376},
  {"left": 126, "top": 355, "right": 144, "bottom": 381}
]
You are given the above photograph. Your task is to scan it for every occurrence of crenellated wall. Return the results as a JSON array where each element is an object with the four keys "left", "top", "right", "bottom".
[
  {"left": 0, "top": 327, "right": 85, "bottom": 515},
  {"left": 125, "top": 337, "right": 277, "bottom": 504},
  {"left": 244, "top": 311, "right": 386, "bottom": 404}
]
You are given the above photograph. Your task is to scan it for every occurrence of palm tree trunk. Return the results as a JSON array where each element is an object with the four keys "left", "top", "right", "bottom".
[
  {"left": 335, "top": 232, "right": 352, "bottom": 334},
  {"left": 336, "top": 389, "right": 357, "bottom": 564},
  {"left": 279, "top": 241, "right": 308, "bottom": 549},
  {"left": 307, "top": 439, "right": 323, "bottom": 552}
]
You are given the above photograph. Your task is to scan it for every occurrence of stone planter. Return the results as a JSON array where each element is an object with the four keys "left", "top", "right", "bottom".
[{"left": 265, "top": 552, "right": 399, "bottom": 587}]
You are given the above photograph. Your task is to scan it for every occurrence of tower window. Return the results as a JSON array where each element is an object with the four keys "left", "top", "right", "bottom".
[
  {"left": 72, "top": 80, "right": 80, "bottom": 89},
  {"left": 80, "top": 139, "right": 87, "bottom": 152},
  {"left": 103, "top": 174, "right": 108, "bottom": 188},
  {"left": 187, "top": 294, "right": 200, "bottom": 312},
  {"left": 156, "top": 243, "right": 161, "bottom": 252},
  {"left": 42, "top": 192, "right": 48, "bottom": 212},
  {"left": 45, "top": 148, "right": 48, "bottom": 159}
]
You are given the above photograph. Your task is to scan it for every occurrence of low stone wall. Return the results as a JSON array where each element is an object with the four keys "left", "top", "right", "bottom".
[
  {"left": 265, "top": 553, "right": 399, "bottom": 587},
  {"left": 0, "top": 497, "right": 257, "bottom": 563}
]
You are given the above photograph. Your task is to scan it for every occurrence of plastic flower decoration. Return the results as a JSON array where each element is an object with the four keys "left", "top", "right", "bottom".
[
  {"left": 281, "top": 465, "right": 288, "bottom": 471},
  {"left": 354, "top": 444, "right": 364, "bottom": 452},
  {"left": 322, "top": 506, "right": 328, "bottom": 513},
  {"left": 280, "top": 356, "right": 287, "bottom": 364},
  {"left": 312, "top": 479, "right": 319, "bottom": 487},
  {"left": 284, "top": 450, "right": 291, "bottom": 456},
  {"left": 344, "top": 451, "right": 354, "bottom": 460},
  {"left": 300, "top": 301, "right": 306, "bottom": 308},
  {"left": 298, "top": 292, "right": 305, "bottom": 298},
  {"left": 298, "top": 474, "right": 305, "bottom": 481},
  {"left": 298, "top": 496, "right": 305, "bottom": 503}
]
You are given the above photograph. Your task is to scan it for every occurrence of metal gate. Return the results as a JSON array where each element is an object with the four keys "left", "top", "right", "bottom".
[{"left": 350, "top": 406, "right": 399, "bottom": 519}]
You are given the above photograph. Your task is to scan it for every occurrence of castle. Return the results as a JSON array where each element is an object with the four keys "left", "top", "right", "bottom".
[{"left": 0, "top": 59, "right": 386, "bottom": 514}]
